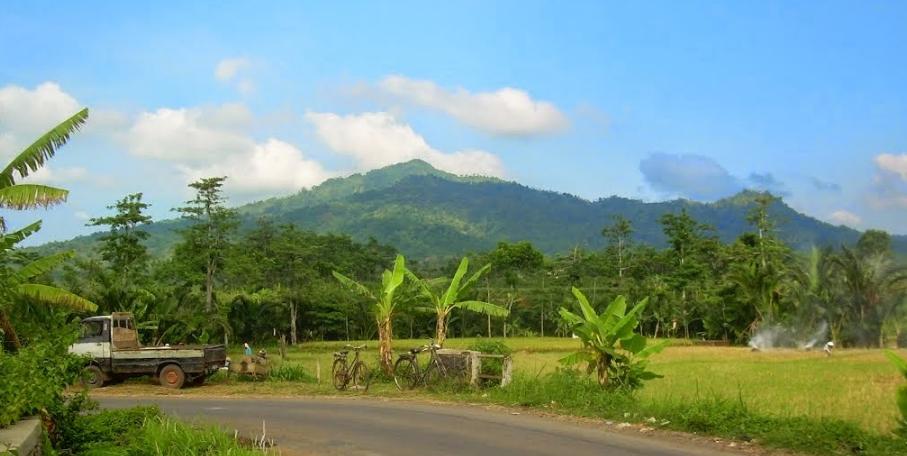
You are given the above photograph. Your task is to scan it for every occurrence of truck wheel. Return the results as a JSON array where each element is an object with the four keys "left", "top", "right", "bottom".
[
  {"left": 159, "top": 364, "right": 185, "bottom": 389},
  {"left": 81, "top": 365, "right": 106, "bottom": 388}
]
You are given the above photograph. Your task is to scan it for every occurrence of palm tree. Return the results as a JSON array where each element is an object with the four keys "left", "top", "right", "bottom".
[
  {"left": 0, "top": 108, "right": 96, "bottom": 352},
  {"left": 830, "top": 246, "right": 907, "bottom": 347},
  {"left": 333, "top": 254, "right": 407, "bottom": 374},
  {"left": 408, "top": 257, "right": 509, "bottom": 346}
]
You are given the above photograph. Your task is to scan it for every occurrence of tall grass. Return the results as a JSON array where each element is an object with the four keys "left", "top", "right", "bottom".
[
  {"left": 483, "top": 370, "right": 907, "bottom": 456},
  {"left": 57, "top": 405, "right": 269, "bottom": 455}
]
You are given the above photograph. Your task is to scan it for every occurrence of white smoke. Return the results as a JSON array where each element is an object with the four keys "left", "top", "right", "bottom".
[{"left": 748, "top": 321, "right": 828, "bottom": 350}]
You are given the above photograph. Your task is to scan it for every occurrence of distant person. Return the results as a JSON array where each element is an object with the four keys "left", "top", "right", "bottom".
[
  {"left": 244, "top": 342, "right": 252, "bottom": 356},
  {"left": 824, "top": 341, "right": 834, "bottom": 356}
]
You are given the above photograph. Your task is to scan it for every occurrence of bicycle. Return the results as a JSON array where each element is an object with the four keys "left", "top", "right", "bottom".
[
  {"left": 332, "top": 344, "right": 371, "bottom": 391},
  {"left": 393, "top": 340, "right": 448, "bottom": 390}
]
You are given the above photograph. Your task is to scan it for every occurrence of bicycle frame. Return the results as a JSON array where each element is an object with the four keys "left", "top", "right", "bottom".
[{"left": 402, "top": 341, "right": 448, "bottom": 386}]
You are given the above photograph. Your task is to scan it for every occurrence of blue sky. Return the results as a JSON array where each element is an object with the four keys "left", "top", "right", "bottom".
[{"left": 2, "top": 1, "right": 906, "bottom": 244}]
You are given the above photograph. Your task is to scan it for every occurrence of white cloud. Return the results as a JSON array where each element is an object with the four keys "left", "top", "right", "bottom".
[
  {"left": 215, "top": 58, "right": 250, "bottom": 82},
  {"left": 305, "top": 111, "right": 505, "bottom": 177},
  {"left": 829, "top": 210, "right": 861, "bottom": 227},
  {"left": 74, "top": 211, "right": 91, "bottom": 221},
  {"left": 214, "top": 58, "right": 255, "bottom": 94},
  {"left": 125, "top": 105, "right": 255, "bottom": 161},
  {"left": 178, "top": 139, "right": 332, "bottom": 195},
  {"left": 868, "top": 153, "right": 907, "bottom": 209},
  {"left": 377, "top": 75, "right": 568, "bottom": 136},
  {"left": 0, "top": 82, "right": 82, "bottom": 158},
  {"left": 124, "top": 104, "right": 330, "bottom": 194},
  {"left": 24, "top": 165, "right": 117, "bottom": 189},
  {"left": 875, "top": 154, "right": 907, "bottom": 180}
]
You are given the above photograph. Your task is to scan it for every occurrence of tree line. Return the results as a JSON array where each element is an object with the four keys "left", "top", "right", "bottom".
[{"left": 22, "top": 178, "right": 897, "bottom": 351}]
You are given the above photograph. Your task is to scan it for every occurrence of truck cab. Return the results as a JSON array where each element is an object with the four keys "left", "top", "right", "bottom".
[{"left": 70, "top": 312, "right": 227, "bottom": 389}]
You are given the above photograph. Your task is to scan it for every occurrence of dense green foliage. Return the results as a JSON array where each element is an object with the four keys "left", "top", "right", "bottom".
[
  {"left": 559, "top": 289, "right": 666, "bottom": 389},
  {"left": 31, "top": 160, "right": 907, "bottom": 260},
  {"left": 0, "top": 334, "right": 82, "bottom": 427}
]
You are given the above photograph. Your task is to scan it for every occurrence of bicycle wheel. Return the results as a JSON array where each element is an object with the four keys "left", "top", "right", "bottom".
[
  {"left": 423, "top": 360, "right": 445, "bottom": 389},
  {"left": 332, "top": 358, "right": 348, "bottom": 390},
  {"left": 393, "top": 357, "right": 418, "bottom": 391},
  {"left": 350, "top": 361, "right": 370, "bottom": 391}
]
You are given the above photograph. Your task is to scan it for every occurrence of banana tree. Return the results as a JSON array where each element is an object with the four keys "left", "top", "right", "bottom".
[
  {"left": 0, "top": 108, "right": 87, "bottom": 232},
  {"left": 559, "top": 287, "right": 666, "bottom": 389},
  {"left": 408, "top": 257, "right": 508, "bottom": 346},
  {"left": 1, "top": 222, "right": 98, "bottom": 351},
  {"left": 0, "top": 108, "right": 93, "bottom": 351},
  {"left": 333, "top": 254, "right": 407, "bottom": 374}
]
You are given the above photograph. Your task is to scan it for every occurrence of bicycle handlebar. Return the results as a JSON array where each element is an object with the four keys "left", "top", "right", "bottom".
[{"left": 344, "top": 344, "right": 366, "bottom": 350}]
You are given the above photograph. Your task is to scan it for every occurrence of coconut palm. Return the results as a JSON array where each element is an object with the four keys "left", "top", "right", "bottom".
[
  {"left": 407, "top": 257, "right": 508, "bottom": 346},
  {"left": 0, "top": 108, "right": 95, "bottom": 352},
  {"left": 333, "top": 254, "right": 407, "bottom": 374}
]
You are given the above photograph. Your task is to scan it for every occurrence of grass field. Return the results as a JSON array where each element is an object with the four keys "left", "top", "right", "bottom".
[
  {"left": 219, "top": 337, "right": 905, "bottom": 434},
  {"left": 95, "top": 337, "right": 907, "bottom": 455}
]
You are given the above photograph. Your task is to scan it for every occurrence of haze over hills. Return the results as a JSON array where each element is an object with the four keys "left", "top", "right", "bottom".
[{"left": 34, "top": 160, "right": 901, "bottom": 259}]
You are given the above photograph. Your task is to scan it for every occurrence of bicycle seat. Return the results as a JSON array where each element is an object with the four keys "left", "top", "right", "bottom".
[
  {"left": 409, "top": 347, "right": 423, "bottom": 354},
  {"left": 335, "top": 350, "right": 349, "bottom": 356}
]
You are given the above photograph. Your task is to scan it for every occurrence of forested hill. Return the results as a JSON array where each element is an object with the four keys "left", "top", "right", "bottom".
[{"left": 34, "top": 159, "right": 902, "bottom": 258}]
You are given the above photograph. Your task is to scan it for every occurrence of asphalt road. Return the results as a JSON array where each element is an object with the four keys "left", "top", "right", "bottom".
[{"left": 97, "top": 396, "right": 738, "bottom": 456}]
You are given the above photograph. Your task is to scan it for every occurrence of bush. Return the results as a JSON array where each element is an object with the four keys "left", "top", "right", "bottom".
[
  {"left": 467, "top": 339, "right": 511, "bottom": 387},
  {"left": 0, "top": 335, "right": 82, "bottom": 427},
  {"left": 268, "top": 364, "right": 316, "bottom": 383}
]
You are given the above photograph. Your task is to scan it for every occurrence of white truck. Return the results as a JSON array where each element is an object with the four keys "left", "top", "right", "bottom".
[{"left": 69, "top": 312, "right": 227, "bottom": 389}]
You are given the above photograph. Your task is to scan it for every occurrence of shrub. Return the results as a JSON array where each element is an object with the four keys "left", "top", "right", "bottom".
[
  {"left": 268, "top": 363, "right": 316, "bottom": 383},
  {"left": 467, "top": 339, "right": 512, "bottom": 387},
  {"left": 558, "top": 288, "right": 666, "bottom": 390},
  {"left": 0, "top": 335, "right": 82, "bottom": 427}
]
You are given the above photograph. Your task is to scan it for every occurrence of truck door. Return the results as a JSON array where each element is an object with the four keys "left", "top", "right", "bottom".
[{"left": 71, "top": 319, "right": 111, "bottom": 359}]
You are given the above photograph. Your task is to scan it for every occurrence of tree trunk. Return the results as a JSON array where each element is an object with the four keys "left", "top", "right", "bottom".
[
  {"left": 289, "top": 302, "right": 298, "bottom": 345},
  {"left": 436, "top": 312, "right": 448, "bottom": 347},
  {"left": 377, "top": 317, "right": 394, "bottom": 375},
  {"left": 205, "top": 260, "right": 215, "bottom": 312},
  {"left": 487, "top": 314, "right": 491, "bottom": 338},
  {"left": 0, "top": 309, "right": 21, "bottom": 353}
]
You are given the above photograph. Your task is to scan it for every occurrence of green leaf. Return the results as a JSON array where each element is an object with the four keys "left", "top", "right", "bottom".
[
  {"left": 637, "top": 371, "right": 663, "bottom": 380},
  {"left": 571, "top": 287, "right": 599, "bottom": 322},
  {"left": 0, "top": 220, "right": 42, "bottom": 248},
  {"left": 458, "top": 300, "right": 510, "bottom": 317},
  {"left": 12, "top": 250, "right": 74, "bottom": 283},
  {"left": 442, "top": 257, "right": 470, "bottom": 306},
  {"left": 559, "top": 351, "right": 595, "bottom": 366},
  {"left": 638, "top": 340, "right": 669, "bottom": 358},
  {"left": 1, "top": 108, "right": 88, "bottom": 187},
  {"left": 332, "top": 271, "right": 376, "bottom": 300},
  {"left": 14, "top": 283, "right": 97, "bottom": 312},
  {"left": 620, "top": 334, "right": 647, "bottom": 353},
  {"left": 0, "top": 184, "right": 69, "bottom": 210},
  {"left": 459, "top": 261, "right": 491, "bottom": 295},
  {"left": 886, "top": 350, "right": 907, "bottom": 378}
]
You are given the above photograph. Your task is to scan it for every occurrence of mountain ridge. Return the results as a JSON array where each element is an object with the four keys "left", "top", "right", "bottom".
[{"left": 31, "top": 160, "right": 899, "bottom": 258}]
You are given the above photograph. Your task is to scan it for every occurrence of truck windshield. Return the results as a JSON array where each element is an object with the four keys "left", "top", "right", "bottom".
[{"left": 81, "top": 321, "right": 105, "bottom": 338}]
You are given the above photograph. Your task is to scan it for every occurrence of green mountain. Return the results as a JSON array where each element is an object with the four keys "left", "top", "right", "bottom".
[{"left": 34, "top": 159, "right": 899, "bottom": 258}]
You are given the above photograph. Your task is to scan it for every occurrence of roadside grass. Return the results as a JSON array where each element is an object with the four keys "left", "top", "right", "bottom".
[
  {"left": 56, "top": 404, "right": 268, "bottom": 455},
  {"left": 99, "top": 338, "right": 907, "bottom": 455},
  {"left": 242, "top": 337, "right": 903, "bottom": 434}
]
